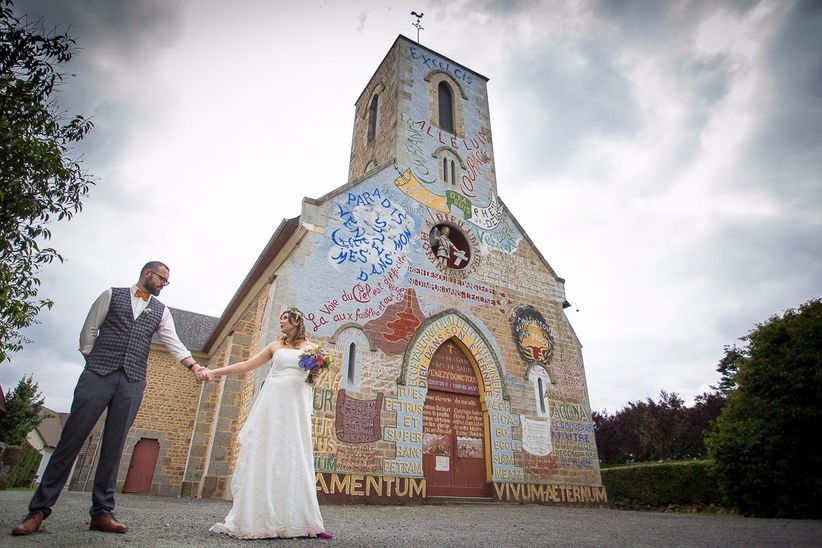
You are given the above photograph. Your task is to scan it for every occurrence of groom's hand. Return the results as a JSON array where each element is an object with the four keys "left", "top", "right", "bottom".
[{"left": 191, "top": 364, "right": 209, "bottom": 383}]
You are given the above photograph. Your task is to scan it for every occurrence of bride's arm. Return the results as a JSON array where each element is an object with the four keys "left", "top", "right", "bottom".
[{"left": 207, "top": 341, "right": 280, "bottom": 379}]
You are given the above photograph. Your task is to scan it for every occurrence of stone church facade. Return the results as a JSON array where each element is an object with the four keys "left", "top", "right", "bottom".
[{"left": 71, "top": 35, "right": 606, "bottom": 505}]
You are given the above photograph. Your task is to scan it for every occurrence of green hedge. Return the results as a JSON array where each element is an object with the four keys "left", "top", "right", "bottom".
[
  {"left": 9, "top": 441, "right": 42, "bottom": 488},
  {"left": 601, "top": 460, "right": 725, "bottom": 509}
]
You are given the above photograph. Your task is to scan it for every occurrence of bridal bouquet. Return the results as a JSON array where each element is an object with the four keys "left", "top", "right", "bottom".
[{"left": 298, "top": 345, "right": 334, "bottom": 384}]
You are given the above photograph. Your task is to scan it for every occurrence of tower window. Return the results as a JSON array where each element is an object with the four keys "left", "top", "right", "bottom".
[
  {"left": 367, "top": 94, "right": 379, "bottom": 144},
  {"left": 438, "top": 82, "right": 454, "bottom": 133},
  {"left": 435, "top": 148, "right": 461, "bottom": 185}
]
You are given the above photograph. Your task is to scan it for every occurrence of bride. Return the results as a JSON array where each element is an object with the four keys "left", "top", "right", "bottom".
[{"left": 204, "top": 307, "right": 332, "bottom": 539}]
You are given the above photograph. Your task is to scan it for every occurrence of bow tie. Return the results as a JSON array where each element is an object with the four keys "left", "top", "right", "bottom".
[{"left": 134, "top": 289, "right": 151, "bottom": 301}]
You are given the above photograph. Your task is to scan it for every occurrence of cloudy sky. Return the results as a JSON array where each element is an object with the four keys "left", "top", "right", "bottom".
[{"left": 3, "top": 0, "right": 820, "bottom": 413}]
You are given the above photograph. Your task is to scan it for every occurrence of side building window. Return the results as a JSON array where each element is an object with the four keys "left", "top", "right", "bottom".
[
  {"left": 438, "top": 82, "right": 454, "bottom": 133},
  {"left": 367, "top": 94, "right": 379, "bottom": 145}
]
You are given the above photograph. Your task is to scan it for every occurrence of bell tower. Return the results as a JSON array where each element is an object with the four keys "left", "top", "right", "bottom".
[{"left": 348, "top": 36, "right": 497, "bottom": 205}]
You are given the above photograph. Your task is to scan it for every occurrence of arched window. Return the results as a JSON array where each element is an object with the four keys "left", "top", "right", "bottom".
[
  {"left": 537, "top": 377, "right": 546, "bottom": 414},
  {"left": 346, "top": 342, "right": 357, "bottom": 385},
  {"left": 438, "top": 82, "right": 454, "bottom": 133},
  {"left": 529, "top": 366, "right": 550, "bottom": 418},
  {"left": 434, "top": 147, "right": 462, "bottom": 186},
  {"left": 367, "top": 94, "right": 379, "bottom": 144}
]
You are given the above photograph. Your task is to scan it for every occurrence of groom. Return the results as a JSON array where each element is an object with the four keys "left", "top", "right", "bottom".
[{"left": 11, "top": 261, "right": 208, "bottom": 535}]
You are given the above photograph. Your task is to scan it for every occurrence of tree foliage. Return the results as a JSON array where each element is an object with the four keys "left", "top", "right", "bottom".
[
  {"left": 0, "top": 0, "right": 94, "bottom": 362},
  {"left": 593, "top": 390, "right": 725, "bottom": 465},
  {"left": 0, "top": 374, "right": 48, "bottom": 445},
  {"left": 706, "top": 299, "right": 822, "bottom": 518}
]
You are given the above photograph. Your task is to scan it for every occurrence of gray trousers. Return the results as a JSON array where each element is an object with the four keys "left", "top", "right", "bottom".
[{"left": 29, "top": 368, "right": 145, "bottom": 519}]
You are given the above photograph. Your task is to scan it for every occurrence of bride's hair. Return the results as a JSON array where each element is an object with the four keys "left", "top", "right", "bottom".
[{"left": 279, "top": 307, "right": 307, "bottom": 344}]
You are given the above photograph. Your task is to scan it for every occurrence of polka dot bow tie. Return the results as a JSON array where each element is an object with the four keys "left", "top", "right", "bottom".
[{"left": 134, "top": 289, "right": 151, "bottom": 301}]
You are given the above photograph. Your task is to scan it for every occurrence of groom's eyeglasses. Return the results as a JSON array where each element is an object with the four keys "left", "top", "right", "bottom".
[{"left": 149, "top": 270, "right": 170, "bottom": 286}]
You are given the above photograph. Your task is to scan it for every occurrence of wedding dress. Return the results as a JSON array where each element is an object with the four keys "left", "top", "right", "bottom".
[{"left": 210, "top": 347, "right": 325, "bottom": 538}]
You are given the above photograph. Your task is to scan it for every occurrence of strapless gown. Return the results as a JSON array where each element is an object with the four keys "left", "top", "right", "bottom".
[{"left": 210, "top": 347, "right": 325, "bottom": 538}]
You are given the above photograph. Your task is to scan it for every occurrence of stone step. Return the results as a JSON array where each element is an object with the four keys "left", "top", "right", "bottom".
[{"left": 424, "top": 496, "right": 501, "bottom": 505}]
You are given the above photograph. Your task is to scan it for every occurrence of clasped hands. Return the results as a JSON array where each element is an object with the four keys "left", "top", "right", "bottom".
[{"left": 190, "top": 364, "right": 215, "bottom": 383}]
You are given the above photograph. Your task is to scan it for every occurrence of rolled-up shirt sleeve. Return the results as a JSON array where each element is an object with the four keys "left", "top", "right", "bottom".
[
  {"left": 79, "top": 289, "right": 112, "bottom": 356},
  {"left": 158, "top": 308, "right": 192, "bottom": 363}
]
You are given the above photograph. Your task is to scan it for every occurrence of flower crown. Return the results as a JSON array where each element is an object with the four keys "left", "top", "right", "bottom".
[{"left": 286, "top": 306, "right": 303, "bottom": 321}]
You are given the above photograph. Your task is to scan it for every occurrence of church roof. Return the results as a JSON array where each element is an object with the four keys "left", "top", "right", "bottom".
[
  {"left": 152, "top": 308, "right": 220, "bottom": 353},
  {"left": 203, "top": 217, "right": 301, "bottom": 352}
]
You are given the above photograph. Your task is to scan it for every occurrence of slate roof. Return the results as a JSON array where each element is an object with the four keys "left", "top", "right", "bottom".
[
  {"left": 152, "top": 307, "right": 220, "bottom": 353},
  {"left": 35, "top": 407, "right": 70, "bottom": 449}
]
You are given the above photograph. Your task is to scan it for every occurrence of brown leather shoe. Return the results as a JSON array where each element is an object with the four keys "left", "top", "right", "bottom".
[
  {"left": 89, "top": 514, "right": 128, "bottom": 534},
  {"left": 11, "top": 511, "right": 46, "bottom": 535}
]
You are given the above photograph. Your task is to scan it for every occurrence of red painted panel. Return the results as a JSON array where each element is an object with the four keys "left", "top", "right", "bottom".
[
  {"left": 123, "top": 438, "right": 159, "bottom": 494},
  {"left": 427, "top": 340, "right": 479, "bottom": 395}
]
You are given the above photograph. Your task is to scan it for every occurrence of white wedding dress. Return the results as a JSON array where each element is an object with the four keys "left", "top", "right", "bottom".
[{"left": 210, "top": 348, "right": 325, "bottom": 538}]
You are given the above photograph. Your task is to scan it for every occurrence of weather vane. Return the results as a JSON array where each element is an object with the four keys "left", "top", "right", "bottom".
[{"left": 410, "top": 11, "right": 424, "bottom": 43}]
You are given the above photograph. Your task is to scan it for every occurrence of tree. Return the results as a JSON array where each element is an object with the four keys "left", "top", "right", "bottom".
[
  {"left": 706, "top": 299, "right": 822, "bottom": 518},
  {"left": 594, "top": 390, "right": 725, "bottom": 465},
  {"left": 0, "top": 375, "right": 48, "bottom": 445},
  {"left": 0, "top": 0, "right": 94, "bottom": 362}
]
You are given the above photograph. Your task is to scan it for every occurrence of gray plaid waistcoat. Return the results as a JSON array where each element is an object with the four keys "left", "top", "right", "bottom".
[{"left": 85, "top": 287, "right": 165, "bottom": 382}]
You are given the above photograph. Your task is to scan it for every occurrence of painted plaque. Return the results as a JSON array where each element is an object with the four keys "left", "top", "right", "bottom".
[
  {"left": 521, "top": 416, "right": 552, "bottom": 457},
  {"left": 335, "top": 390, "right": 383, "bottom": 444},
  {"left": 512, "top": 305, "right": 555, "bottom": 366}
]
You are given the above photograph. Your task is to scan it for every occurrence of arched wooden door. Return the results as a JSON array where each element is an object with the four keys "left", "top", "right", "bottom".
[
  {"left": 123, "top": 438, "right": 159, "bottom": 494},
  {"left": 423, "top": 338, "right": 487, "bottom": 497}
]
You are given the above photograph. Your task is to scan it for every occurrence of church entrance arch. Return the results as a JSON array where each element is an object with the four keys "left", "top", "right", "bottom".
[
  {"left": 423, "top": 339, "right": 486, "bottom": 496},
  {"left": 399, "top": 311, "right": 510, "bottom": 497}
]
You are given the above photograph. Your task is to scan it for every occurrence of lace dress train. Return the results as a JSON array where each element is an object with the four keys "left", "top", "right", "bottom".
[{"left": 210, "top": 348, "right": 325, "bottom": 538}]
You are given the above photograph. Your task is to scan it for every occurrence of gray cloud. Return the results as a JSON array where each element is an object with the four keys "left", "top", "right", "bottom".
[
  {"left": 500, "top": 37, "right": 640, "bottom": 175},
  {"left": 740, "top": 0, "right": 822, "bottom": 206}
]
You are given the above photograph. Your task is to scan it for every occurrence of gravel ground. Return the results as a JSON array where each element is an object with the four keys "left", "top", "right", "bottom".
[{"left": 1, "top": 490, "right": 820, "bottom": 547}]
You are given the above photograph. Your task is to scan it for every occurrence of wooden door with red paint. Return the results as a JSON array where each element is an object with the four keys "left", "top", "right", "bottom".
[
  {"left": 123, "top": 438, "right": 159, "bottom": 494},
  {"left": 422, "top": 339, "right": 487, "bottom": 497}
]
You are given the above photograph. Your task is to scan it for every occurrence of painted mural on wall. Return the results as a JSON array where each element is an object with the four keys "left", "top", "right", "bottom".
[
  {"left": 512, "top": 305, "right": 555, "bottom": 367},
  {"left": 268, "top": 40, "right": 600, "bottom": 502}
]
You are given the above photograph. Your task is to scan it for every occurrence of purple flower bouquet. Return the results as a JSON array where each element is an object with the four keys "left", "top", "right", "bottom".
[{"left": 298, "top": 345, "right": 334, "bottom": 384}]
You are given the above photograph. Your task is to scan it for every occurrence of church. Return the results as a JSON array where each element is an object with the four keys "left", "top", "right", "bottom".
[{"left": 69, "top": 35, "right": 606, "bottom": 505}]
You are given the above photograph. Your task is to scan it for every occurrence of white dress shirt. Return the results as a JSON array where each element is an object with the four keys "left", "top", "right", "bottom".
[{"left": 79, "top": 285, "right": 192, "bottom": 363}]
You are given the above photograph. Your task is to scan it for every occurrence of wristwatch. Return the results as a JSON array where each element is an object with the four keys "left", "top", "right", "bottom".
[{"left": 186, "top": 362, "right": 198, "bottom": 370}]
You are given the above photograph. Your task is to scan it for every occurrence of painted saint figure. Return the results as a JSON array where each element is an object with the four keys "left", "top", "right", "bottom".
[{"left": 434, "top": 225, "right": 459, "bottom": 267}]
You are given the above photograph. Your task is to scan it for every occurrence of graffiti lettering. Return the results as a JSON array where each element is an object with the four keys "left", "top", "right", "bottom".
[
  {"left": 316, "top": 473, "right": 426, "bottom": 499},
  {"left": 329, "top": 188, "right": 415, "bottom": 283},
  {"left": 306, "top": 312, "right": 329, "bottom": 332},
  {"left": 492, "top": 483, "right": 607, "bottom": 505},
  {"left": 460, "top": 149, "right": 491, "bottom": 197},
  {"left": 408, "top": 46, "right": 474, "bottom": 85}
]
